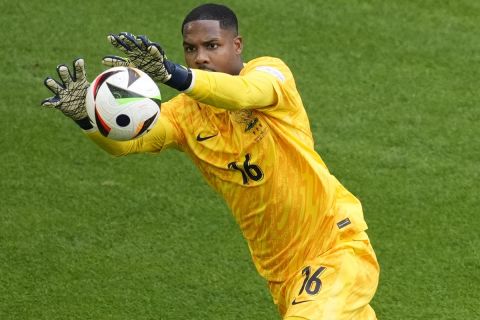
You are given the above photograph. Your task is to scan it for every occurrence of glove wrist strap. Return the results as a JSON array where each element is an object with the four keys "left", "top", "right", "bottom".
[
  {"left": 74, "top": 117, "right": 94, "bottom": 130},
  {"left": 164, "top": 61, "right": 192, "bottom": 91}
]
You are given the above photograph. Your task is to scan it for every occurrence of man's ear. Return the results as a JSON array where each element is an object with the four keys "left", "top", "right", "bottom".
[{"left": 234, "top": 36, "right": 243, "bottom": 55}]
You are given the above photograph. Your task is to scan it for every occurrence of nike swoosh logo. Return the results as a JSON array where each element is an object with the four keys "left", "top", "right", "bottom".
[
  {"left": 291, "top": 299, "right": 313, "bottom": 305},
  {"left": 196, "top": 133, "right": 218, "bottom": 141}
]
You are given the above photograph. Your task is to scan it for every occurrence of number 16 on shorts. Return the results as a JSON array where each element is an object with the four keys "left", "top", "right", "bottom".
[{"left": 291, "top": 266, "right": 326, "bottom": 305}]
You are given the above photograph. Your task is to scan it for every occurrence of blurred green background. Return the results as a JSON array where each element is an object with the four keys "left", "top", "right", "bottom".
[{"left": 1, "top": 0, "right": 479, "bottom": 319}]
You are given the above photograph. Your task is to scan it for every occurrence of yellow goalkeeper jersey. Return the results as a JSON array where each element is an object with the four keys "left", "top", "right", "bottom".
[{"left": 88, "top": 56, "right": 368, "bottom": 284}]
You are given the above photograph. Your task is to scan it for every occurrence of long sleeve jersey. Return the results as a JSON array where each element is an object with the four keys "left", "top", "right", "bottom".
[{"left": 87, "top": 57, "right": 368, "bottom": 293}]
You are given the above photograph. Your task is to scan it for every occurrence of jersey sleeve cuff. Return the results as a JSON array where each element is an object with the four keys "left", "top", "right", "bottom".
[
  {"left": 164, "top": 62, "right": 192, "bottom": 91},
  {"left": 182, "top": 69, "right": 196, "bottom": 93}
]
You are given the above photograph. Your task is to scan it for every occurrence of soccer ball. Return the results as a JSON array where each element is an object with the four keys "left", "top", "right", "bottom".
[{"left": 86, "top": 66, "right": 161, "bottom": 141}]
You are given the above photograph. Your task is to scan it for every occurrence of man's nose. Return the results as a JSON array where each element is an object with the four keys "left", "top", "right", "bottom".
[{"left": 195, "top": 48, "right": 209, "bottom": 65}]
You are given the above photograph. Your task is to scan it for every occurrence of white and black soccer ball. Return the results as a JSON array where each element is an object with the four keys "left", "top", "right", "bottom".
[{"left": 86, "top": 66, "right": 161, "bottom": 141}]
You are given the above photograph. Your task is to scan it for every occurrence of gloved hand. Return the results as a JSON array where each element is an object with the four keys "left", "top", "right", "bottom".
[
  {"left": 41, "top": 58, "right": 90, "bottom": 123},
  {"left": 102, "top": 32, "right": 192, "bottom": 91}
]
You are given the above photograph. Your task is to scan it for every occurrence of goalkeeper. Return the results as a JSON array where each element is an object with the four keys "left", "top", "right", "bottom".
[{"left": 41, "top": 3, "right": 379, "bottom": 319}]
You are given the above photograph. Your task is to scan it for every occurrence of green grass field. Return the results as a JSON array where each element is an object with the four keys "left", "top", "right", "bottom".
[{"left": 1, "top": 0, "right": 479, "bottom": 319}]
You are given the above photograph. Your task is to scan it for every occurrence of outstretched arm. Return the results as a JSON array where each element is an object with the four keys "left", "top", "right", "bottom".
[
  {"left": 87, "top": 114, "right": 179, "bottom": 156},
  {"left": 185, "top": 68, "right": 279, "bottom": 110},
  {"left": 103, "top": 33, "right": 283, "bottom": 111},
  {"left": 41, "top": 58, "right": 179, "bottom": 156}
]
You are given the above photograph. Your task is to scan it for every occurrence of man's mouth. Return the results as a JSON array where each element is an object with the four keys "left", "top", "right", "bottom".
[{"left": 199, "top": 66, "right": 215, "bottom": 72}]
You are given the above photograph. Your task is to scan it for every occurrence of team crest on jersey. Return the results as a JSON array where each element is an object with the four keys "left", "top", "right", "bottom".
[{"left": 231, "top": 110, "right": 268, "bottom": 142}]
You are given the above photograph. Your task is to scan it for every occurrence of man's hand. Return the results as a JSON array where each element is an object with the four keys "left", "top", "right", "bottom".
[
  {"left": 103, "top": 32, "right": 192, "bottom": 91},
  {"left": 102, "top": 33, "right": 172, "bottom": 82},
  {"left": 41, "top": 58, "right": 90, "bottom": 121}
]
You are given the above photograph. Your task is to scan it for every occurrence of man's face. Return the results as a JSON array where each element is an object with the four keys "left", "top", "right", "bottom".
[{"left": 182, "top": 20, "right": 243, "bottom": 75}]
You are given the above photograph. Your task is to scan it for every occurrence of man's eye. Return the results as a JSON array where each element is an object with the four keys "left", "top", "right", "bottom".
[
  {"left": 207, "top": 43, "right": 218, "bottom": 49},
  {"left": 184, "top": 47, "right": 195, "bottom": 53}
]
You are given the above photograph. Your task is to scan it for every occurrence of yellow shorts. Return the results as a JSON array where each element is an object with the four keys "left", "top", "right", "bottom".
[{"left": 275, "top": 232, "right": 380, "bottom": 320}]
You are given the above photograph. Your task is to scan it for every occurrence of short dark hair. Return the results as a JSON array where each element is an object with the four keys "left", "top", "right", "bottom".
[{"left": 181, "top": 3, "right": 238, "bottom": 35}]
